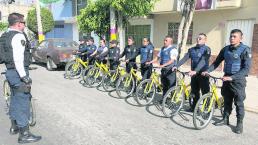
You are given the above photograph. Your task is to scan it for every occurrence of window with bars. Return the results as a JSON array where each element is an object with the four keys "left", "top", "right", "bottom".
[
  {"left": 125, "top": 25, "right": 151, "bottom": 48},
  {"left": 168, "top": 22, "right": 193, "bottom": 44}
]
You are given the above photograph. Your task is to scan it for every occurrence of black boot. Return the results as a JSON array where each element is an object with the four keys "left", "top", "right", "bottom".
[
  {"left": 235, "top": 119, "right": 243, "bottom": 134},
  {"left": 214, "top": 114, "right": 229, "bottom": 126},
  {"left": 10, "top": 120, "right": 19, "bottom": 135},
  {"left": 18, "top": 126, "right": 41, "bottom": 144}
]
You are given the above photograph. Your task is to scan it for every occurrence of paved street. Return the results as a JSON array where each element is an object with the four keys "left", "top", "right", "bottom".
[{"left": 0, "top": 64, "right": 258, "bottom": 145}]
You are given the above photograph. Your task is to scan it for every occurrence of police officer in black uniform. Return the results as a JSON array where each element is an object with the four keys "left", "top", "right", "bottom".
[
  {"left": 108, "top": 40, "right": 120, "bottom": 70},
  {"left": 0, "top": 13, "right": 41, "bottom": 144},
  {"left": 78, "top": 37, "right": 97, "bottom": 65},
  {"left": 140, "top": 37, "right": 154, "bottom": 80},
  {"left": 148, "top": 35, "right": 178, "bottom": 98},
  {"left": 203, "top": 29, "right": 252, "bottom": 134},
  {"left": 175, "top": 33, "right": 211, "bottom": 111},
  {"left": 120, "top": 36, "right": 139, "bottom": 73}
]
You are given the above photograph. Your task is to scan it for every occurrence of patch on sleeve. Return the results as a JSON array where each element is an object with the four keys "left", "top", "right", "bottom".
[{"left": 21, "top": 40, "right": 26, "bottom": 46}]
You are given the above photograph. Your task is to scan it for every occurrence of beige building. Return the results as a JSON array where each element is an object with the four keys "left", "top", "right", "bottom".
[
  {"left": 0, "top": 2, "right": 32, "bottom": 31},
  {"left": 128, "top": 0, "right": 258, "bottom": 75}
]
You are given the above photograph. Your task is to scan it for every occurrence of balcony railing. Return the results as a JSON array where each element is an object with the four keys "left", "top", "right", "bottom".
[
  {"left": 216, "top": 0, "right": 242, "bottom": 9},
  {"left": 152, "top": 0, "right": 242, "bottom": 14}
]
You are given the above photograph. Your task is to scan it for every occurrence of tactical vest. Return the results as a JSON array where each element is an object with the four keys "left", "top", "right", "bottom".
[
  {"left": 97, "top": 46, "right": 107, "bottom": 60},
  {"left": 160, "top": 46, "right": 177, "bottom": 66},
  {"left": 190, "top": 45, "right": 209, "bottom": 71},
  {"left": 224, "top": 44, "right": 247, "bottom": 74},
  {"left": 0, "top": 30, "right": 31, "bottom": 69},
  {"left": 109, "top": 47, "right": 119, "bottom": 61},
  {"left": 140, "top": 44, "right": 153, "bottom": 64},
  {"left": 87, "top": 45, "right": 97, "bottom": 56}
]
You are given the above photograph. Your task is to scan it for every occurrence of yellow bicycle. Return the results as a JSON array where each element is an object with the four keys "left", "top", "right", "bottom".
[
  {"left": 193, "top": 75, "right": 224, "bottom": 130},
  {"left": 135, "top": 67, "right": 163, "bottom": 106},
  {"left": 65, "top": 53, "right": 89, "bottom": 79},
  {"left": 116, "top": 64, "right": 142, "bottom": 98},
  {"left": 162, "top": 70, "right": 194, "bottom": 117},
  {"left": 85, "top": 60, "right": 109, "bottom": 87},
  {"left": 102, "top": 65, "right": 127, "bottom": 92}
]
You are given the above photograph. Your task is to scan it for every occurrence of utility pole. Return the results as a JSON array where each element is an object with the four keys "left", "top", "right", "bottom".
[
  {"left": 35, "top": 0, "right": 44, "bottom": 42},
  {"left": 110, "top": 6, "right": 116, "bottom": 41}
]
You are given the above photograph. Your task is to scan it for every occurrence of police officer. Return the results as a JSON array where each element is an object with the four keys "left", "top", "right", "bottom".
[
  {"left": 0, "top": 13, "right": 41, "bottom": 143},
  {"left": 78, "top": 37, "right": 97, "bottom": 65},
  {"left": 120, "top": 36, "right": 139, "bottom": 73},
  {"left": 203, "top": 29, "right": 252, "bottom": 134},
  {"left": 91, "top": 39, "right": 108, "bottom": 64},
  {"left": 140, "top": 37, "right": 154, "bottom": 80},
  {"left": 108, "top": 40, "right": 120, "bottom": 70},
  {"left": 175, "top": 33, "right": 211, "bottom": 111},
  {"left": 147, "top": 35, "right": 178, "bottom": 98}
]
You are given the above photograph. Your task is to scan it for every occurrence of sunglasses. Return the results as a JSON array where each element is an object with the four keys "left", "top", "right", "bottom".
[{"left": 19, "top": 21, "right": 26, "bottom": 25}]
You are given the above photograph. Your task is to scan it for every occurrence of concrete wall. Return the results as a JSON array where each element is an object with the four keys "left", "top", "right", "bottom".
[{"left": 152, "top": 0, "right": 258, "bottom": 55}]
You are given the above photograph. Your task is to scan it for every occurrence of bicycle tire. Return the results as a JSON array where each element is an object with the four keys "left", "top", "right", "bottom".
[
  {"left": 66, "top": 61, "right": 83, "bottom": 79},
  {"left": 135, "top": 79, "right": 156, "bottom": 106},
  {"left": 162, "top": 86, "right": 185, "bottom": 117},
  {"left": 102, "top": 70, "right": 117, "bottom": 92},
  {"left": 86, "top": 67, "right": 103, "bottom": 87},
  {"left": 193, "top": 93, "right": 215, "bottom": 130},
  {"left": 116, "top": 74, "right": 135, "bottom": 99}
]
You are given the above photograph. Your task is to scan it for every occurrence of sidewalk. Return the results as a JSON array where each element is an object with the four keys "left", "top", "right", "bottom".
[{"left": 179, "top": 65, "right": 258, "bottom": 114}]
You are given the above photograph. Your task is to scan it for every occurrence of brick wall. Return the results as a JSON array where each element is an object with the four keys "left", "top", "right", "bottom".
[{"left": 251, "top": 24, "right": 258, "bottom": 75}]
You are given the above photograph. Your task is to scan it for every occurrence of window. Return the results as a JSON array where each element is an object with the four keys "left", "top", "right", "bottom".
[
  {"left": 168, "top": 22, "right": 193, "bottom": 44},
  {"left": 38, "top": 41, "right": 48, "bottom": 49},
  {"left": 126, "top": 25, "right": 151, "bottom": 48}
]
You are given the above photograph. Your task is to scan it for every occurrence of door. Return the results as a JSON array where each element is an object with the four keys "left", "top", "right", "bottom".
[{"left": 226, "top": 19, "right": 255, "bottom": 46}]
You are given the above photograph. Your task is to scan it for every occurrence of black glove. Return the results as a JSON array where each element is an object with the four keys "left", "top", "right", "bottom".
[{"left": 21, "top": 76, "right": 32, "bottom": 84}]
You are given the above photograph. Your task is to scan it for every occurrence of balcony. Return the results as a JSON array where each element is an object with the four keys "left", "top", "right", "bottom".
[
  {"left": 152, "top": 0, "right": 177, "bottom": 14},
  {"left": 216, "top": 0, "right": 242, "bottom": 9}
]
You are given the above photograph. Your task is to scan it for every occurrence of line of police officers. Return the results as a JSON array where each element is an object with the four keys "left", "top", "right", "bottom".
[
  {"left": 77, "top": 29, "right": 251, "bottom": 134},
  {"left": 0, "top": 12, "right": 252, "bottom": 144}
]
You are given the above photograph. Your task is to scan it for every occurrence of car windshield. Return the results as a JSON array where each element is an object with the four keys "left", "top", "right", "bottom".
[{"left": 53, "top": 41, "right": 78, "bottom": 48}]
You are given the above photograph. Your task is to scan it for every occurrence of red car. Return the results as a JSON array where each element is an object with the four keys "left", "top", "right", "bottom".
[{"left": 32, "top": 38, "right": 78, "bottom": 70}]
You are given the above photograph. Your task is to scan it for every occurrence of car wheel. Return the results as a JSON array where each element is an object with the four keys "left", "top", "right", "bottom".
[{"left": 47, "top": 57, "right": 55, "bottom": 71}]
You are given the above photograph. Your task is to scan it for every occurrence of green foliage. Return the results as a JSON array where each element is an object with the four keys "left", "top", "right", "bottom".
[
  {"left": 77, "top": 0, "right": 110, "bottom": 37},
  {"left": 26, "top": 7, "right": 55, "bottom": 35},
  {"left": 77, "top": 0, "right": 157, "bottom": 37},
  {"left": 0, "top": 22, "right": 8, "bottom": 31}
]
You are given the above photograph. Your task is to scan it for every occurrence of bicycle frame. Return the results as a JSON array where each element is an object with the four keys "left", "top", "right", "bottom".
[
  {"left": 170, "top": 71, "right": 190, "bottom": 103},
  {"left": 201, "top": 77, "right": 222, "bottom": 112},
  {"left": 124, "top": 68, "right": 141, "bottom": 87},
  {"left": 144, "top": 70, "right": 162, "bottom": 93},
  {"left": 109, "top": 66, "right": 126, "bottom": 82}
]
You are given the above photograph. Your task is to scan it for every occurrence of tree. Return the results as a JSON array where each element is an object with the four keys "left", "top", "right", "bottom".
[
  {"left": 26, "top": 7, "right": 54, "bottom": 37},
  {"left": 177, "top": 0, "right": 197, "bottom": 60},
  {"left": 77, "top": 0, "right": 110, "bottom": 38},
  {"left": 77, "top": 0, "right": 157, "bottom": 47},
  {"left": 0, "top": 22, "right": 8, "bottom": 31}
]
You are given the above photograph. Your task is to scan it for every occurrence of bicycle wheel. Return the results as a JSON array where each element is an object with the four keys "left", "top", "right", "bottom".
[
  {"left": 116, "top": 74, "right": 135, "bottom": 98},
  {"left": 86, "top": 67, "right": 103, "bottom": 87},
  {"left": 193, "top": 93, "right": 215, "bottom": 130},
  {"left": 3, "top": 80, "right": 11, "bottom": 108},
  {"left": 135, "top": 79, "right": 156, "bottom": 106},
  {"left": 64, "top": 60, "right": 74, "bottom": 78},
  {"left": 29, "top": 99, "right": 36, "bottom": 127},
  {"left": 66, "top": 61, "right": 83, "bottom": 79},
  {"left": 102, "top": 70, "right": 117, "bottom": 92},
  {"left": 162, "top": 86, "right": 185, "bottom": 117},
  {"left": 82, "top": 65, "right": 93, "bottom": 85}
]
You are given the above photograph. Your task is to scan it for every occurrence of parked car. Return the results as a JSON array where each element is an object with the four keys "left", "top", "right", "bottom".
[{"left": 32, "top": 38, "right": 78, "bottom": 71}]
